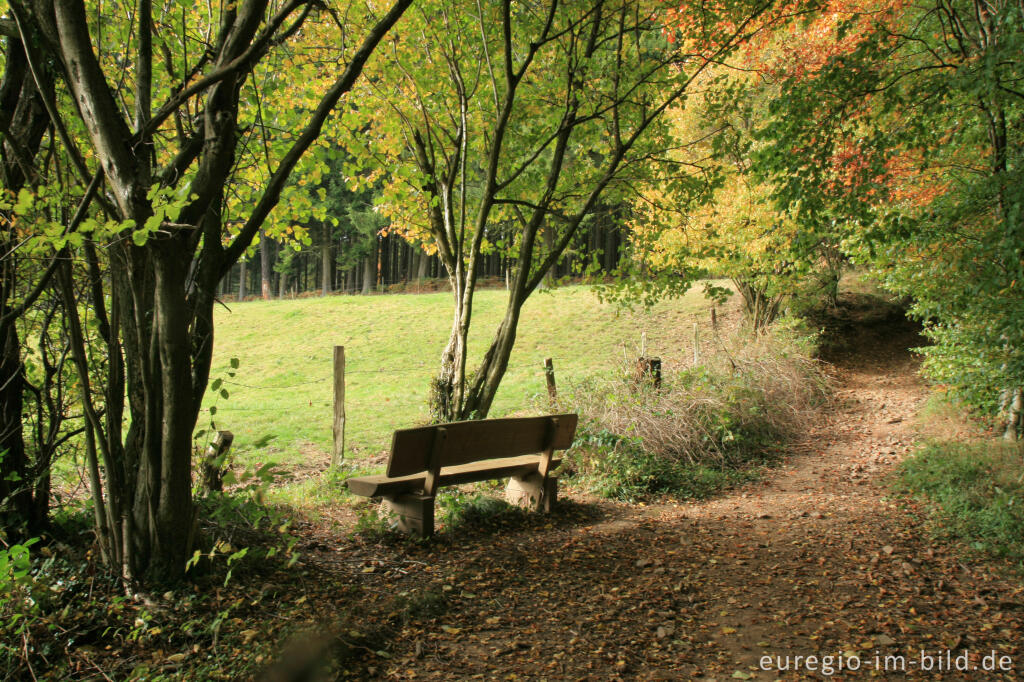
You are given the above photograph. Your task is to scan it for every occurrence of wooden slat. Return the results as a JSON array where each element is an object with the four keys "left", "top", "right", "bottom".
[
  {"left": 422, "top": 426, "right": 446, "bottom": 497},
  {"left": 386, "top": 413, "right": 578, "bottom": 477},
  {"left": 346, "top": 455, "right": 562, "bottom": 498},
  {"left": 537, "top": 417, "right": 557, "bottom": 480}
]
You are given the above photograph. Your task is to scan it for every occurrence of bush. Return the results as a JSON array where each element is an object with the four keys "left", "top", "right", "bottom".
[
  {"left": 559, "top": 323, "right": 827, "bottom": 501},
  {"left": 894, "top": 440, "right": 1024, "bottom": 567},
  {"left": 437, "top": 490, "right": 526, "bottom": 532},
  {"left": 570, "top": 430, "right": 762, "bottom": 501}
]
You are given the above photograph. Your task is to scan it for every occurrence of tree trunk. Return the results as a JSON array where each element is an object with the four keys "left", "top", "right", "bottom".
[
  {"left": 542, "top": 225, "right": 557, "bottom": 288},
  {"left": 410, "top": 249, "right": 421, "bottom": 283},
  {"left": 0, "top": 317, "right": 30, "bottom": 533},
  {"left": 432, "top": 278, "right": 472, "bottom": 422},
  {"left": 362, "top": 252, "right": 374, "bottom": 294},
  {"left": 321, "top": 223, "right": 332, "bottom": 296},
  {"left": 143, "top": 242, "right": 196, "bottom": 581},
  {"left": 604, "top": 224, "right": 617, "bottom": 272},
  {"left": 237, "top": 260, "right": 247, "bottom": 301},
  {"left": 460, "top": 305, "right": 523, "bottom": 418},
  {"left": 735, "top": 279, "right": 782, "bottom": 333},
  {"left": 418, "top": 250, "right": 429, "bottom": 281},
  {"left": 7, "top": 0, "right": 414, "bottom": 587},
  {"left": 278, "top": 261, "right": 288, "bottom": 299},
  {"left": 0, "top": 39, "right": 53, "bottom": 537},
  {"left": 260, "top": 231, "right": 274, "bottom": 300}
]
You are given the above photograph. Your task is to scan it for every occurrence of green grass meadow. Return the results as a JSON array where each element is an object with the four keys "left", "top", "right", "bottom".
[{"left": 203, "top": 284, "right": 728, "bottom": 470}]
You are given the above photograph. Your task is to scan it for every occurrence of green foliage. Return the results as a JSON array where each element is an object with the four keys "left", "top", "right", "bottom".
[
  {"left": 436, "top": 490, "right": 525, "bottom": 532},
  {"left": 0, "top": 525, "right": 293, "bottom": 679},
  {"left": 353, "top": 505, "right": 399, "bottom": 540},
  {"left": 894, "top": 441, "right": 1024, "bottom": 567},
  {"left": 0, "top": 539, "right": 71, "bottom": 677},
  {"left": 0, "top": 536, "right": 42, "bottom": 661},
  {"left": 191, "top": 463, "right": 302, "bottom": 583},
  {"left": 610, "top": 57, "right": 848, "bottom": 325},
  {"left": 0, "top": 538, "right": 38, "bottom": 596},
  {"left": 567, "top": 427, "right": 761, "bottom": 502},
  {"left": 755, "top": 0, "right": 1024, "bottom": 424}
]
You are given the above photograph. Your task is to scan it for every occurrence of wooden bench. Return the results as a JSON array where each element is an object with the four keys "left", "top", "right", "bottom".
[{"left": 345, "top": 413, "right": 578, "bottom": 536}]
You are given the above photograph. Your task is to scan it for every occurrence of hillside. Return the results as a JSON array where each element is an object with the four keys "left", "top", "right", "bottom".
[{"left": 205, "top": 284, "right": 737, "bottom": 468}]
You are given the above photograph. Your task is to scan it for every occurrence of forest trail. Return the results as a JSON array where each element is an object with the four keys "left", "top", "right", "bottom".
[{"left": 307, "top": 313, "right": 1024, "bottom": 680}]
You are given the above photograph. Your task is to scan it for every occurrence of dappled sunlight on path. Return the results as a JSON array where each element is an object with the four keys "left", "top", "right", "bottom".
[{"left": 299, "top": 316, "right": 1022, "bottom": 680}]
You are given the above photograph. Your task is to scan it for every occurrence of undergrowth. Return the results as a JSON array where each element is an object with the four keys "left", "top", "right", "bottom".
[
  {"left": 353, "top": 488, "right": 529, "bottom": 542},
  {"left": 894, "top": 440, "right": 1024, "bottom": 568},
  {"left": 559, "top": 321, "right": 828, "bottom": 501},
  {"left": 0, "top": 470, "right": 309, "bottom": 680}
]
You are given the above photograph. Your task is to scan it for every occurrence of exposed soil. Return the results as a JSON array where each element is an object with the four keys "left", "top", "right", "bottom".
[{"left": 281, "top": 307, "right": 1023, "bottom": 681}]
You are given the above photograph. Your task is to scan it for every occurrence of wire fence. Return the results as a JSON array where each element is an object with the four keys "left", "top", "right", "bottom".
[{"left": 197, "top": 355, "right": 593, "bottom": 415}]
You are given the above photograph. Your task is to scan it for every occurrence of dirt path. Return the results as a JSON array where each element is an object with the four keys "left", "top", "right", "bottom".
[{"left": 310, "top": 318, "right": 1023, "bottom": 680}]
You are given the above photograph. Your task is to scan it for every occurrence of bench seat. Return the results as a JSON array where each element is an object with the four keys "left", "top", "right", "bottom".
[
  {"left": 345, "top": 414, "right": 577, "bottom": 535},
  {"left": 346, "top": 454, "right": 563, "bottom": 498}
]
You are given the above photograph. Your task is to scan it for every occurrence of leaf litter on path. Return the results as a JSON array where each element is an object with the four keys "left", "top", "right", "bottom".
[{"left": 292, "top": 319, "right": 1022, "bottom": 680}]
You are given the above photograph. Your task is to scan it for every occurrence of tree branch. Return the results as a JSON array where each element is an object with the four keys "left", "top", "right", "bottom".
[{"left": 220, "top": 0, "right": 415, "bottom": 273}]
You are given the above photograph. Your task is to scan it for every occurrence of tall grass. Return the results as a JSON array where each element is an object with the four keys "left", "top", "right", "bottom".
[{"left": 558, "top": 321, "right": 829, "bottom": 500}]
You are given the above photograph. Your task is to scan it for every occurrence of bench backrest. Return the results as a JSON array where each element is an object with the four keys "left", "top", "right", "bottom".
[{"left": 386, "top": 413, "right": 578, "bottom": 478}]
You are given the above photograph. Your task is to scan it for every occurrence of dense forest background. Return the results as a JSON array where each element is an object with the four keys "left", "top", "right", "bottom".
[{"left": 222, "top": 204, "right": 625, "bottom": 299}]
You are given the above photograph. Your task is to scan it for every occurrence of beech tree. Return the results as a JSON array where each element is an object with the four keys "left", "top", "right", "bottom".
[
  {"left": 755, "top": 0, "right": 1024, "bottom": 435},
  {"left": 347, "top": 0, "right": 780, "bottom": 421},
  {"left": 622, "top": 45, "right": 852, "bottom": 331},
  {"left": 2, "top": 0, "right": 411, "bottom": 582}
]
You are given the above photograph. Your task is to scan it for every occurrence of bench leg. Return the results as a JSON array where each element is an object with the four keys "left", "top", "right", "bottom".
[
  {"left": 505, "top": 473, "right": 557, "bottom": 512},
  {"left": 381, "top": 494, "right": 435, "bottom": 537}
]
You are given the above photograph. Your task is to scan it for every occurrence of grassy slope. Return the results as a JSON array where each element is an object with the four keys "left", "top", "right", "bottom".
[{"left": 205, "top": 284, "right": 729, "bottom": 468}]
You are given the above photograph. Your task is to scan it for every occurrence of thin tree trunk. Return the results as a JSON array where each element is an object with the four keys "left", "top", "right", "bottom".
[
  {"left": 260, "top": 231, "right": 273, "bottom": 300},
  {"left": 417, "top": 250, "right": 429, "bottom": 281},
  {"left": 321, "top": 223, "right": 332, "bottom": 296},
  {"left": 143, "top": 242, "right": 195, "bottom": 581},
  {"left": 604, "top": 224, "right": 617, "bottom": 272},
  {"left": 238, "top": 260, "right": 247, "bottom": 301},
  {"left": 542, "top": 225, "right": 556, "bottom": 287},
  {"left": 0, "top": 318, "right": 30, "bottom": 532},
  {"left": 362, "top": 252, "right": 374, "bottom": 294}
]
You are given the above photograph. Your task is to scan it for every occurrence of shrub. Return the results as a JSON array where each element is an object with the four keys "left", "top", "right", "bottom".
[{"left": 559, "top": 323, "right": 828, "bottom": 500}]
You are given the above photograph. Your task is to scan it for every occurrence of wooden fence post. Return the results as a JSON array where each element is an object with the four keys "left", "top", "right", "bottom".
[
  {"left": 544, "top": 357, "right": 557, "bottom": 404},
  {"left": 693, "top": 322, "right": 701, "bottom": 366},
  {"left": 333, "top": 346, "right": 346, "bottom": 469}
]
